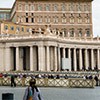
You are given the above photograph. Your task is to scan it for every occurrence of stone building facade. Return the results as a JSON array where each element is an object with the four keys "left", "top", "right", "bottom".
[{"left": 1, "top": 0, "right": 100, "bottom": 72}]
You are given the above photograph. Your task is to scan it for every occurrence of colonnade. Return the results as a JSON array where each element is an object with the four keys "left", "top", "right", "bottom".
[{"left": 3, "top": 45, "right": 100, "bottom": 71}]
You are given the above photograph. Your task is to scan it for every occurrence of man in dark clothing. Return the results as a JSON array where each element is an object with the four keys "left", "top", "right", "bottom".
[
  {"left": 94, "top": 75, "right": 99, "bottom": 86},
  {"left": 11, "top": 75, "right": 16, "bottom": 87}
]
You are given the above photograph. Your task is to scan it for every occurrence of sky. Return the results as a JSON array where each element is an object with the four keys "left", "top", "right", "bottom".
[{"left": 0, "top": 0, "right": 99, "bottom": 37}]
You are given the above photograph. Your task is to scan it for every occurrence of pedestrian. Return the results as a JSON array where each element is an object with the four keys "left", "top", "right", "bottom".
[
  {"left": 23, "top": 78, "right": 43, "bottom": 100},
  {"left": 0, "top": 73, "right": 3, "bottom": 85},
  {"left": 11, "top": 75, "right": 16, "bottom": 87},
  {"left": 94, "top": 75, "right": 99, "bottom": 86},
  {"left": 22, "top": 74, "right": 26, "bottom": 87}
]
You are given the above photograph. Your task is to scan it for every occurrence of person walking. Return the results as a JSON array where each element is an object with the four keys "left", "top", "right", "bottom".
[
  {"left": 23, "top": 78, "right": 43, "bottom": 100},
  {"left": 11, "top": 75, "right": 16, "bottom": 87}
]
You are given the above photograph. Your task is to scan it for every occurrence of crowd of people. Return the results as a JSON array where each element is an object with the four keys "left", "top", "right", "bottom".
[{"left": 0, "top": 72, "right": 100, "bottom": 86}]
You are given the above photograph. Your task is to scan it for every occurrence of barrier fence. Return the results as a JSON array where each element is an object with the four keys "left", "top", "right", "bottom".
[{"left": 0, "top": 77, "right": 96, "bottom": 88}]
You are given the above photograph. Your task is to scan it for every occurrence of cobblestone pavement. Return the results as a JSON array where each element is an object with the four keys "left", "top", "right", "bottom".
[{"left": 0, "top": 86, "right": 100, "bottom": 100}]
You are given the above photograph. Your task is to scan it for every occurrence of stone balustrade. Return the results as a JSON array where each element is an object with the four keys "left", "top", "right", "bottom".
[{"left": 0, "top": 33, "right": 96, "bottom": 42}]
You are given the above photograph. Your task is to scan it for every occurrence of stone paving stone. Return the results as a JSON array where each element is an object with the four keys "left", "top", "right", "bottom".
[{"left": 0, "top": 86, "right": 100, "bottom": 100}]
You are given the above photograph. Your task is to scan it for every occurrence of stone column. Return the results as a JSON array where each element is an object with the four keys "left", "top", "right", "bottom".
[
  {"left": 74, "top": 48, "right": 77, "bottom": 71},
  {"left": 46, "top": 46, "right": 50, "bottom": 71},
  {"left": 38, "top": 45, "right": 44, "bottom": 71},
  {"left": 30, "top": 46, "right": 33, "bottom": 71},
  {"left": 16, "top": 47, "right": 20, "bottom": 71},
  {"left": 79, "top": 48, "right": 82, "bottom": 70},
  {"left": 97, "top": 49, "right": 100, "bottom": 69},
  {"left": 58, "top": 47, "right": 61, "bottom": 71},
  {"left": 5, "top": 47, "right": 11, "bottom": 71},
  {"left": 91, "top": 49, "right": 94, "bottom": 70},
  {"left": 85, "top": 49, "right": 88, "bottom": 70},
  {"left": 54, "top": 46, "right": 57, "bottom": 71}
]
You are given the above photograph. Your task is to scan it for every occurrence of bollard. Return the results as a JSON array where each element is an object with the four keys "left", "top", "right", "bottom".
[{"left": 2, "top": 93, "right": 14, "bottom": 100}]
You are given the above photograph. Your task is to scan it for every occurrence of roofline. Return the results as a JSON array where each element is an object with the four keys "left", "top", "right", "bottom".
[
  {"left": 0, "top": 8, "right": 11, "bottom": 10},
  {"left": 10, "top": 0, "right": 16, "bottom": 14}
]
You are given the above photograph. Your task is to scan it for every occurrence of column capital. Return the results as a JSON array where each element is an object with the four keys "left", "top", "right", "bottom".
[
  {"left": 79, "top": 48, "right": 82, "bottom": 50},
  {"left": 29, "top": 45, "right": 33, "bottom": 47}
]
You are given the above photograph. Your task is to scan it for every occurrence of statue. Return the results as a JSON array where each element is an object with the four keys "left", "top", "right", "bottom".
[
  {"left": 44, "top": 25, "right": 51, "bottom": 35},
  {"left": 16, "top": 29, "right": 19, "bottom": 34},
  {"left": 68, "top": 32, "right": 70, "bottom": 37},
  {"left": 57, "top": 30, "right": 60, "bottom": 36},
  {"left": 62, "top": 31, "right": 65, "bottom": 37},
  {"left": 29, "top": 28, "right": 32, "bottom": 34},
  {"left": 52, "top": 29, "right": 56, "bottom": 35},
  {"left": 39, "top": 28, "right": 42, "bottom": 34},
  {"left": 97, "top": 35, "right": 99, "bottom": 40}
]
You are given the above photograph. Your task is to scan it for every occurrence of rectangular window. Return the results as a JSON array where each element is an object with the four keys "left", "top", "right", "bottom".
[
  {"left": 31, "top": 13, "right": 33, "bottom": 16},
  {"left": 54, "top": 17, "right": 58, "bottom": 23},
  {"left": 25, "top": 5, "right": 29, "bottom": 11},
  {"left": 26, "top": 28, "right": 29, "bottom": 32},
  {"left": 26, "top": 13, "right": 28, "bottom": 16},
  {"left": 31, "top": 18, "right": 34, "bottom": 23},
  {"left": 22, "top": 27, "right": 24, "bottom": 32},
  {"left": 54, "top": 5, "right": 57, "bottom": 11},
  {"left": 26, "top": 18, "right": 28, "bottom": 23},
  {"left": 38, "top": 6, "right": 42, "bottom": 11},
  {"left": 31, "top": 5, "right": 34, "bottom": 11},
  {"left": 18, "top": 4, "right": 22, "bottom": 10},
  {"left": 6, "top": 14, "right": 10, "bottom": 19},
  {"left": 46, "top": 5, "right": 50, "bottom": 11},
  {"left": 62, "top": 18, "right": 66, "bottom": 23}
]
